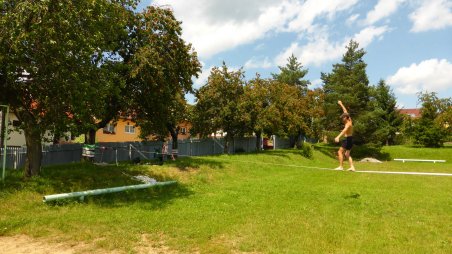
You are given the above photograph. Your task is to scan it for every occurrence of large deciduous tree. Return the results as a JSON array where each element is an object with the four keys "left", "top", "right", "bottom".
[
  {"left": 0, "top": 0, "right": 136, "bottom": 177},
  {"left": 192, "top": 63, "right": 246, "bottom": 154},
  {"left": 240, "top": 75, "right": 276, "bottom": 151},
  {"left": 411, "top": 92, "right": 451, "bottom": 147},
  {"left": 124, "top": 6, "right": 200, "bottom": 153},
  {"left": 266, "top": 80, "right": 310, "bottom": 140},
  {"left": 271, "top": 54, "right": 311, "bottom": 147}
]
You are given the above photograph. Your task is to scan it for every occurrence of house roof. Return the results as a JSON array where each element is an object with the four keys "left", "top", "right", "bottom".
[{"left": 398, "top": 108, "right": 421, "bottom": 118}]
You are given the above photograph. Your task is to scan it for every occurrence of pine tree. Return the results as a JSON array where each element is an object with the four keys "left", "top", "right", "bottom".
[
  {"left": 322, "top": 40, "right": 370, "bottom": 131},
  {"left": 272, "top": 54, "right": 310, "bottom": 94},
  {"left": 371, "top": 80, "right": 404, "bottom": 145},
  {"left": 321, "top": 40, "right": 391, "bottom": 156}
]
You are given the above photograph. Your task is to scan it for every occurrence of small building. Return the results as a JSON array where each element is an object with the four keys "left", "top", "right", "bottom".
[
  {"left": 398, "top": 108, "right": 421, "bottom": 118},
  {"left": 96, "top": 117, "right": 193, "bottom": 143},
  {"left": 96, "top": 117, "right": 142, "bottom": 143},
  {"left": 0, "top": 111, "right": 68, "bottom": 147}
]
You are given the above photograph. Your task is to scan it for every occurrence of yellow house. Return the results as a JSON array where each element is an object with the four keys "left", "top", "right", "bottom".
[
  {"left": 96, "top": 117, "right": 193, "bottom": 142},
  {"left": 96, "top": 117, "right": 141, "bottom": 142},
  {"left": 177, "top": 120, "right": 192, "bottom": 140}
]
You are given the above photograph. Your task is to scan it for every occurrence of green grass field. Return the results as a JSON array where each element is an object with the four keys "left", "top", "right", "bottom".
[{"left": 0, "top": 145, "right": 451, "bottom": 253}]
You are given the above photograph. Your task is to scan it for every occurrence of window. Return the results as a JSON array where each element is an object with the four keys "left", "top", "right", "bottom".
[
  {"left": 180, "top": 127, "right": 187, "bottom": 134},
  {"left": 125, "top": 124, "right": 135, "bottom": 134},
  {"left": 103, "top": 124, "right": 115, "bottom": 134}
]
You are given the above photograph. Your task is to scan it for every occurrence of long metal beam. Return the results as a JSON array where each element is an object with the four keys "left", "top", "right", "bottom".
[{"left": 43, "top": 180, "right": 177, "bottom": 202}]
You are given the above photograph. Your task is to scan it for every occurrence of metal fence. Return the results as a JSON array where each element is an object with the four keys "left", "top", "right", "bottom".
[{"left": 0, "top": 137, "right": 291, "bottom": 169}]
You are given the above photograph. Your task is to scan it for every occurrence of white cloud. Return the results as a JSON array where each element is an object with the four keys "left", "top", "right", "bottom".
[
  {"left": 364, "top": 0, "right": 405, "bottom": 25},
  {"left": 387, "top": 59, "right": 452, "bottom": 94},
  {"left": 286, "top": 0, "right": 359, "bottom": 32},
  {"left": 409, "top": 0, "right": 452, "bottom": 32},
  {"left": 311, "top": 79, "right": 323, "bottom": 88},
  {"left": 254, "top": 43, "right": 266, "bottom": 51},
  {"left": 352, "top": 25, "right": 389, "bottom": 47},
  {"left": 151, "top": 0, "right": 360, "bottom": 59},
  {"left": 153, "top": 0, "right": 300, "bottom": 59},
  {"left": 346, "top": 14, "right": 360, "bottom": 26},
  {"left": 275, "top": 37, "right": 344, "bottom": 67},
  {"left": 244, "top": 57, "right": 273, "bottom": 69},
  {"left": 275, "top": 25, "right": 389, "bottom": 67},
  {"left": 193, "top": 63, "right": 213, "bottom": 89}
]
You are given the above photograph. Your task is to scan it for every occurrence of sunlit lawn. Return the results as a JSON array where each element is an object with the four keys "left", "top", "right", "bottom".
[{"left": 0, "top": 145, "right": 451, "bottom": 253}]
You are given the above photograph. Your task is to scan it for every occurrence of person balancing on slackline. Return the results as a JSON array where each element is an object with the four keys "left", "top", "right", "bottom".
[{"left": 334, "top": 100, "right": 355, "bottom": 171}]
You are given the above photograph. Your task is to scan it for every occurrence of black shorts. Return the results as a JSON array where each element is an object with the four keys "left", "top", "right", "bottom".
[{"left": 341, "top": 136, "right": 353, "bottom": 150}]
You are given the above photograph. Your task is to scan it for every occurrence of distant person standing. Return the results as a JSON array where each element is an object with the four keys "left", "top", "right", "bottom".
[{"left": 334, "top": 100, "right": 355, "bottom": 171}]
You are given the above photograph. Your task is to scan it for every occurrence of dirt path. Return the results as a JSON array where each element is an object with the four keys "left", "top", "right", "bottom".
[
  {"left": 0, "top": 235, "right": 78, "bottom": 254},
  {"left": 0, "top": 234, "right": 179, "bottom": 254}
]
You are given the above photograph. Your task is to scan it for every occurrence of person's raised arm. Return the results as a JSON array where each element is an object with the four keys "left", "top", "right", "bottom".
[{"left": 338, "top": 100, "right": 348, "bottom": 113}]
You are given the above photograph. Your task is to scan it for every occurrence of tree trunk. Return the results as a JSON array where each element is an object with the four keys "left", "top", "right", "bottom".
[
  {"left": 170, "top": 132, "right": 178, "bottom": 150},
  {"left": 289, "top": 135, "right": 296, "bottom": 148},
  {"left": 53, "top": 131, "right": 60, "bottom": 145},
  {"left": 87, "top": 128, "right": 96, "bottom": 144},
  {"left": 24, "top": 126, "right": 42, "bottom": 177},
  {"left": 295, "top": 131, "right": 304, "bottom": 148},
  {"left": 255, "top": 131, "right": 262, "bottom": 151},
  {"left": 168, "top": 124, "right": 179, "bottom": 159}
]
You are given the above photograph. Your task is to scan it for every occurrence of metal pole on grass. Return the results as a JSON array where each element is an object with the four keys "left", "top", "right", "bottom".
[
  {"left": 1, "top": 105, "right": 9, "bottom": 182},
  {"left": 43, "top": 180, "right": 177, "bottom": 202}
]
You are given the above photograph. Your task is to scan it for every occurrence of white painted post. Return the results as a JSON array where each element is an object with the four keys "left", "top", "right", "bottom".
[
  {"left": 128, "top": 144, "right": 132, "bottom": 160},
  {"left": 115, "top": 148, "right": 118, "bottom": 166},
  {"left": 14, "top": 149, "right": 17, "bottom": 169}
]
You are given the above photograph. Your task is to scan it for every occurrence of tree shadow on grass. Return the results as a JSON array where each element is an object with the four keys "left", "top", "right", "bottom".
[
  {"left": 163, "top": 155, "right": 227, "bottom": 171},
  {"left": 261, "top": 149, "right": 308, "bottom": 158},
  {"left": 83, "top": 181, "right": 194, "bottom": 210},
  {"left": 166, "top": 150, "right": 307, "bottom": 170},
  {"left": 313, "top": 144, "right": 337, "bottom": 159},
  {"left": 1, "top": 163, "right": 194, "bottom": 210}
]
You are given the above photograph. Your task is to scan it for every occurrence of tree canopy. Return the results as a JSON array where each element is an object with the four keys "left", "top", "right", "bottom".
[
  {"left": 0, "top": 1, "right": 200, "bottom": 176},
  {"left": 0, "top": 0, "right": 137, "bottom": 176},
  {"left": 411, "top": 92, "right": 451, "bottom": 147},
  {"left": 126, "top": 6, "right": 201, "bottom": 149},
  {"left": 191, "top": 63, "right": 246, "bottom": 153}
]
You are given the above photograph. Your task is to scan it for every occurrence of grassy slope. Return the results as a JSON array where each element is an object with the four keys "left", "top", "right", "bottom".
[{"left": 0, "top": 146, "right": 451, "bottom": 253}]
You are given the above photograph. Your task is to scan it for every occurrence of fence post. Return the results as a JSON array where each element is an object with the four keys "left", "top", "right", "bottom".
[
  {"left": 128, "top": 144, "right": 132, "bottom": 160},
  {"left": 14, "top": 149, "right": 17, "bottom": 169},
  {"left": 1, "top": 104, "right": 9, "bottom": 181}
]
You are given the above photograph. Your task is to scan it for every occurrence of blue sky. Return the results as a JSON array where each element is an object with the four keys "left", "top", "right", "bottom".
[{"left": 139, "top": 0, "right": 452, "bottom": 108}]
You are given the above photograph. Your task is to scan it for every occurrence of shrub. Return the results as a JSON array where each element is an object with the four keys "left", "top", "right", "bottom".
[{"left": 298, "top": 142, "right": 313, "bottom": 159}]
